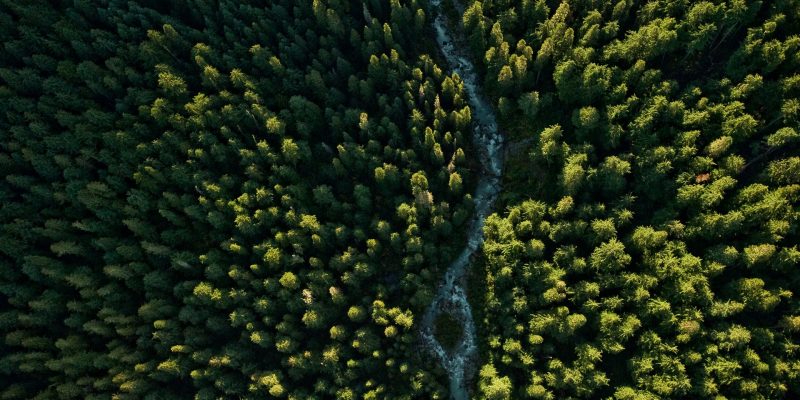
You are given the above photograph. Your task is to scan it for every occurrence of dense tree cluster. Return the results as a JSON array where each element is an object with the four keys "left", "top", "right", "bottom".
[
  {"left": 464, "top": 0, "right": 800, "bottom": 398},
  {"left": 4, "top": 0, "right": 800, "bottom": 398},
  {"left": 0, "top": 1, "right": 477, "bottom": 398}
]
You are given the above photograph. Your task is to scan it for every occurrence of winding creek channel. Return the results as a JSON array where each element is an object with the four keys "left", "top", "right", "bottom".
[{"left": 419, "top": 0, "right": 505, "bottom": 399}]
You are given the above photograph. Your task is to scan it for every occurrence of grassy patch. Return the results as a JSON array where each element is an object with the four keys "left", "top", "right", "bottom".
[{"left": 434, "top": 312, "right": 464, "bottom": 353}]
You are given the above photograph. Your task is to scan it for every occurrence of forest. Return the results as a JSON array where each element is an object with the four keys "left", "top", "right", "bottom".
[
  {"left": 465, "top": 0, "right": 800, "bottom": 398},
  {"left": 1, "top": 0, "right": 798, "bottom": 399}
]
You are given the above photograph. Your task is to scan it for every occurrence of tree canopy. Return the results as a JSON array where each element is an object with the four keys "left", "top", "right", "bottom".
[
  {"left": 465, "top": 0, "right": 800, "bottom": 398},
  {"left": 1, "top": 0, "right": 799, "bottom": 399},
  {"left": 0, "top": 1, "right": 476, "bottom": 398}
]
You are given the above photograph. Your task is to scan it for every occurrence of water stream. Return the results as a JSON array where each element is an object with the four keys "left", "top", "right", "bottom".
[{"left": 419, "top": 1, "right": 504, "bottom": 398}]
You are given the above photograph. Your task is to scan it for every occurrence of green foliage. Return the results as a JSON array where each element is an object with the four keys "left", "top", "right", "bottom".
[
  {"left": 433, "top": 312, "right": 463, "bottom": 353},
  {"left": 477, "top": 364, "right": 513, "bottom": 400},
  {"left": 2, "top": 0, "right": 799, "bottom": 398},
  {"left": 466, "top": 0, "right": 800, "bottom": 397},
  {"left": 0, "top": 1, "right": 474, "bottom": 398}
]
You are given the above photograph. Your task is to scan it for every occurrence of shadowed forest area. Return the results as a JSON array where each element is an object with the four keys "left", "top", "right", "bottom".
[
  {"left": 1, "top": 0, "right": 799, "bottom": 399},
  {"left": 1, "top": 1, "right": 475, "bottom": 398}
]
